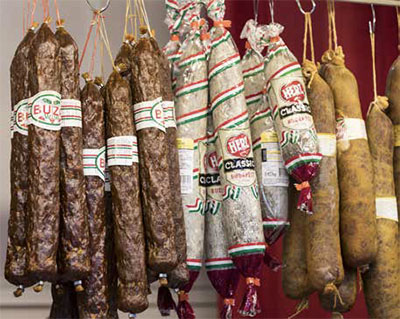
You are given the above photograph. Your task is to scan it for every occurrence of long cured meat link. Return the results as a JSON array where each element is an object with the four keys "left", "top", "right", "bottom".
[
  {"left": 55, "top": 22, "right": 90, "bottom": 287},
  {"left": 77, "top": 77, "right": 109, "bottom": 318},
  {"left": 106, "top": 67, "right": 149, "bottom": 314},
  {"left": 131, "top": 33, "right": 177, "bottom": 273},
  {"left": 26, "top": 22, "right": 62, "bottom": 285},
  {"left": 5, "top": 27, "right": 37, "bottom": 296}
]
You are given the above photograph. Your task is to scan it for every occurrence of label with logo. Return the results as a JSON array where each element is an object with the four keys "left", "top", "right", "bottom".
[
  {"left": 13, "top": 98, "right": 29, "bottom": 136},
  {"left": 219, "top": 128, "right": 256, "bottom": 187},
  {"left": 271, "top": 77, "right": 313, "bottom": 130},
  {"left": 261, "top": 138, "right": 289, "bottom": 187},
  {"left": 317, "top": 133, "right": 337, "bottom": 157},
  {"left": 178, "top": 138, "right": 194, "bottom": 194},
  {"left": 336, "top": 118, "right": 367, "bottom": 142},
  {"left": 394, "top": 125, "right": 400, "bottom": 147},
  {"left": 28, "top": 90, "right": 61, "bottom": 130},
  {"left": 375, "top": 197, "right": 398, "bottom": 222},
  {"left": 162, "top": 101, "right": 176, "bottom": 129},
  {"left": 107, "top": 136, "right": 138, "bottom": 166},
  {"left": 61, "top": 99, "right": 82, "bottom": 128},
  {"left": 83, "top": 146, "right": 106, "bottom": 181},
  {"left": 203, "top": 141, "right": 223, "bottom": 201},
  {"left": 134, "top": 97, "right": 165, "bottom": 132}
]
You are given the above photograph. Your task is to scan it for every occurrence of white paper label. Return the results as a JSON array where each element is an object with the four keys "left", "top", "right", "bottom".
[
  {"left": 178, "top": 138, "right": 194, "bottom": 195},
  {"left": 375, "top": 197, "right": 398, "bottom": 222},
  {"left": 28, "top": 90, "right": 61, "bottom": 130},
  {"left": 261, "top": 142, "right": 289, "bottom": 187},
  {"left": 163, "top": 101, "right": 176, "bottom": 129},
  {"left": 83, "top": 146, "right": 106, "bottom": 181},
  {"left": 133, "top": 97, "right": 165, "bottom": 132},
  {"left": 336, "top": 118, "right": 367, "bottom": 142},
  {"left": 10, "top": 111, "right": 15, "bottom": 138},
  {"left": 13, "top": 98, "right": 30, "bottom": 136},
  {"left": 61, "top": 99, "right": 82, "bottom": 128},
  {"left": 107, "top": 136, "right": 138, "bottom": 166},
  {"left": 203, "top": 141, "right": 223, "bottom": 201},
  {"left": 318, "top": 133, "right": 337, "bottom": 157}
]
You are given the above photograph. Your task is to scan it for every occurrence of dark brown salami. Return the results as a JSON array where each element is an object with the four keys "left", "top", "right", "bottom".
[
  {"left": 27, "top": 22, "right": 61, "bottom": 283},
  {"left": 49, "top": 283, "right": 79, "bottom": 319},
  {"left": 105, "top": 67, "right": 149, "bottom": 314},
  {"left": 55, "top": 23, "right": 90, "bottom": 283},
  {"left": 5, "top": 28, "right": 36, "bottom": 293},
  {"left": 77, "top": 78, "right": 109, "bottom": 318},
  {"left": 131, "top": 34, "right": 177, "bottom": 273},
  {"left": 115, "top": 37, "right": 134, "bottom": 84}
]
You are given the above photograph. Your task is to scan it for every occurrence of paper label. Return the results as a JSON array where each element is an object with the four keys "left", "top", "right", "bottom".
[
  {"left": 318, "top": 133, "right": 337, "bottom": 157},
  {"left": 178, "top": 138, "right": 194, "bottom": 194},
  {"left": 219, "top": 128, "right": 256, "bottom": 187},
  {"left": 13, "top": 98, "right": 29, "bottom": 136},
  {"left": 28, "top": 90, "right": 61, "bottom": 130},
  {"left": 83, "top": 146, "right": 106, "bottom": 181},
  {"left": 261, "top": 131, "right": 278, "bottom": 143},
  {"left": 10, "top": 111, "right": 15, "bottom": 138},
  {"left": 261, "top": 141, "right": 289, "bottom": 187},
  {"left": 336, "top": 118, "right": 367, "bottom": 142},
  {"left": 375, "top": 197, "right": 398, "bottom": 222},
  {"left": 394, "top": 125, "right": 400, "bottom": 147},
  {"left": 270, "top": 77, "right": 313, "bottom": 130},
  {"left": 162, "top": 101, "right": 176, "bottom": 129},
  {"left": 61, "top": 99, "right": 82, "bottom": 128},
  {"left": 133, "top": 97, "right": 165, "bottom": 132},
  {"left": 203, "top": 141, "right": 223, "bottom": 201},
  {"left": 198, "top": 141, "right": 207, "bottom": 200},
  {"left": 107, "top": 136, "right": 138, "bottom": 166}
]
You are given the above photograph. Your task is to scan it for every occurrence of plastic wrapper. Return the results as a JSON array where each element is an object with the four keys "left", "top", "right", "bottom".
[
  {"left": 362, "top": 97, "right": 400, "bottom": 318},
  {"left": 55, "top": 23, "right": 90, "bottom": 283},
  {"left": 207, "top": 1, "right": 265, "bottom": 316},
  {"left": 302, "top": 60, "right": 344, "bottom": 293},
  {"left": 241, "top": 19, "right": 289, "bottom": 248},
  {"left": 173, "top": 9, "right": 208, "bottom": 318},
  {"left": 6, "top": 27, "right": 36, "bottom": 292},
  {"left": 264, "top": 24, "right": 322, "bottom": 214},
  {"left": 205, "top": 116, "right": 240, "bottom": 319},
  {"left": 27, "top": 22, "right": 61, "bottom": 283},
  {"left": 105, "top": 68, "right": 149, "bottom": 314},
  {"left": 319, "top": 47, "right": 377, "bottom": 268}
]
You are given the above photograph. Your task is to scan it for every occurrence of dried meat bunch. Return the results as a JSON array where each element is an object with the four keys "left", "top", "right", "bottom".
[
  {"left": 241, "top": 19, "right": 289, "bottom": 257},
  {"left": 207, "top": 0, "right": 266, "bottom": 316},
  {"left": 264, "top": 23, "right": 322, "bottom": 214}
]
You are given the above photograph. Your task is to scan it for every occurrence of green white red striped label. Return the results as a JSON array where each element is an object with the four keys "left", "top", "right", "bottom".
[
  {"left": 211, "top": 30, "right": 231, "bottom": 49},
  {"left": 187, "top": 198, "right": 204, "bottom": 214},
  {"left": 61, "top": 99, "right": 82, "bottom": 128},
  {"left": 205, "top": 258, "right": 235, "bottom": 270},
  {"left": 375, "top": 197, "right": 398, "bottom": 222},
  {"left": 265, "top": 44, "right": 288, "bottom": 62},
  {"left": 13, "top": 98, "right": 29, "bottom": 136},
  {"left": 107, "top": 136, "right": 138, "bottom": 166},
  {"left": 250, "top": 108, "right": 271, "bottom": 126},
  {"left": 28, "top": 90, "right": 61, "bottom": 131},
  {"left": 210, "top": 81, "right": 244, "bottom": 113},
  {"left": 178, "top": 51, "right": 206, "bottom": 69},
  {"left": 285, "top": 153, "right": 322, "bottom": 174},
  {"left": 266, "top": 62, "right": 302, "bottom": 85},
  {"left": 176, "top": 105, "right": 208, "bottom": 127},
  {"left": 83, "top": 146, "right": 106, "bottom": 181},
  {"left": 175, "top": 79, "right": 208, "bottom": 98},
  {"left": 133, "top": 97, "right": 165, "bottom": 132},
  {"left": 246, "top": 91, "right": 264, "bottom": 108},
  {"left": 162, "top": 101, "right": 176, "bottom": 129},
  {"left": 336, "top": 118, "right": 367, "bottom": 142},
  {"left": 186, "top": 258, "right": 202, "bottom": 271},
  {"left": 228, "top": 242, "right": 266, "bottom": 257},
  {"left": 243, "top": 61, "right": 264, "bottom": 79},
  {"left": 209, "top": 53, "right": 241, "bottom": 82}
]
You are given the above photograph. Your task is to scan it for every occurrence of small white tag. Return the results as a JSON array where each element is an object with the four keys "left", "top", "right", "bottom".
[
  {"left": 336, "top": 118, "right": 367, "bottom": 142},
  {"left": 28, "top": 90, "right": 62, "bottom": 131},
  {"left": 261, "top": 142, "right": 289, "bottom": 187},
  {"left": 107, "top": 136, "right": 138, "bottom": 166},
  {"left": 13, "top": 98, "right": 30, "bottom": 136},
  {"left": 163, "top": 101, "right": 176, "bottom": 129},
  {"left": 61, "top": 99, "right": 82, "bottom": 128},
  {"left": 375, "top": 197, "right": 398, "bottom": 222},
  {"left": 133, "top": 97, "right": 165, "bottom": 132},
  {"left": 318, "top": 133, "right": 337, "bottom": 157},
  {"left": 83, "top": 146, "right": 106, "bottom": 181}
]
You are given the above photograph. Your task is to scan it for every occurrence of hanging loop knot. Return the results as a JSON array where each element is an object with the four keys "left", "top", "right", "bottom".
[
  {"left": 214, "top": 20, "right": 232, "bottom": 28},
  {"left": 170, "top": 34, "right": 180, "bottom": 41},
  {"left": 224, "top": 298, "right": 235, "bottom": 306},
  {"left": 295, "top": 181, "right": 310, "bottom": 191},
  {"left": 178, "top": 291, "right": 189, "bottom": 302},
  {"left": 245, "top": 277, "right": 260, "bottom": 287}
]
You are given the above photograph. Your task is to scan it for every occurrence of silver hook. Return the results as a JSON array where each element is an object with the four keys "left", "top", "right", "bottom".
[
  {"left": 86, "top": 0, "right": 111, "bottom": 13},
  {"left": 296, "top": 0, "right": 316, "bottom": 15},
  {"left": 369, "top": 4, "right": 376, "bottom": 34},
  {"left": 253, "top": 0, "right": 259, "bottom": 23},
  {"left": 269, "top": 0, "right": 275, "bottom": 23}
]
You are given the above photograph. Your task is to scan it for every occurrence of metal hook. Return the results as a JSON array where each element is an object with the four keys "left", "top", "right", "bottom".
[
  {"left": 253, "top": 0, "right": 259, "bottom": 23},
  {"left": 296, "top": 0, "right": 316, "bottom": 15},
  {"left": 86, "top": 0, "right": 111, "bottom": 13},
  {"left": 369, "top": 4, "right": 376, "bottom": 34},
  {"left": 269, "top": 0, "right": 275, "bottom": 23}
]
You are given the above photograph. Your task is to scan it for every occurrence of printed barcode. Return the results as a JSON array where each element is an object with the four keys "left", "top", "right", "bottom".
[{"left": 181, "top": 175, "right": 193, "bottom": 194}]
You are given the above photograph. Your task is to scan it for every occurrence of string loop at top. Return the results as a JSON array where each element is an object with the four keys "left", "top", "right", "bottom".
[
  {"left": 327, "top": 0, "right": 338, "bottom": 51},
  {"left": 302, "top": 12, "right": 315, "bottom": 64}
]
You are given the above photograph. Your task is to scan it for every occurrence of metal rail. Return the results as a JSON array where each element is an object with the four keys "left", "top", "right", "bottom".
[{"left": 335, "top": 0, "right": 399, "bottom": 7}]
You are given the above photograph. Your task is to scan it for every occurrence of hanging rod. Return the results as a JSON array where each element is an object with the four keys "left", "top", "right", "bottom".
[{"left": 336, "top": 0, "right": 399, "bottom": 7}]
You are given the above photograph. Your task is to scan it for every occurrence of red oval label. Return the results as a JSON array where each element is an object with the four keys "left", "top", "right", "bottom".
[
  {"left": 205, "top": 151, "right": 219, "bottom": 173},
  {"left": 280, "top": 81, "right": 305, "bottom": 103},
  {"left": 226, "top": 134, "right": 251, "bottom": 158}
]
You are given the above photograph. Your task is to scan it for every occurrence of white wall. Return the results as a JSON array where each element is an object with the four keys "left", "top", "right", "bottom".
[{"left": 0, "top": 0, "right": 216, "bottom": 317}]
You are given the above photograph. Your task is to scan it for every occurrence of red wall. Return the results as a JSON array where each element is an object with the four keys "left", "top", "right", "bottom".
[{"left": 218, "top": 1, "right": 398, "bottom": 318}]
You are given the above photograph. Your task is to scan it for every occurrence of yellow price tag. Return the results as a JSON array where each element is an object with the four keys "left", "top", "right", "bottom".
[
  {"left": 177, "top": 138, "right": 194, "bottom": 149},
  {"left": 261, "top": 131, "right": 278, "bottom": 143}
]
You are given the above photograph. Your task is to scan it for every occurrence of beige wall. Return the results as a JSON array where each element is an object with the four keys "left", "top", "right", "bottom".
[{"left": 0, "top": 0, "right": 216, "bottom": 317}]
